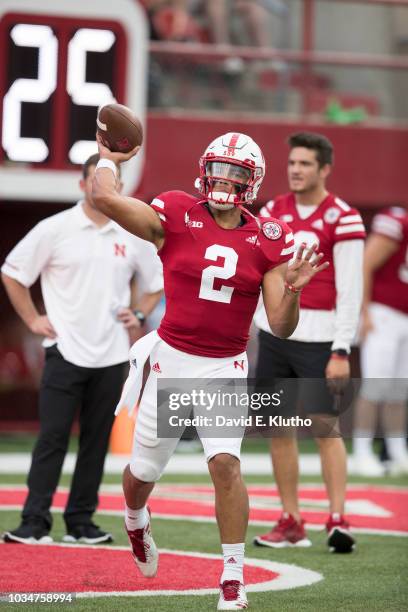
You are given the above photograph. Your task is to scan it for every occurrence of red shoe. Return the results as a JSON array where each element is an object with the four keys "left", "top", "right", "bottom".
[
  {"left": 217, "top": 580, "right": 248, "bottom": 610},
  {"left": 126, "top": 507, "right": 159, "bottom": 577},
  {"left": 326, "top": 513, "right": 355, "bottom": 553},
  {"left": 253, "top": 513, "right": 311, "bottom": 548}
]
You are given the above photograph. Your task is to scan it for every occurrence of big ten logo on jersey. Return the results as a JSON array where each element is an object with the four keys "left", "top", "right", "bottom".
[
  {"left": 185, "top": 212, "right": 203, "bottom": 229},
  {"left": 292, "top": 231, "right": 320, "bottom": 260}
]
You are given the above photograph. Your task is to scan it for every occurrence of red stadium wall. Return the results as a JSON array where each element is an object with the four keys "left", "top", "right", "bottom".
[{"left": 139, "top": 114, "right": 408, "bottom": 208}]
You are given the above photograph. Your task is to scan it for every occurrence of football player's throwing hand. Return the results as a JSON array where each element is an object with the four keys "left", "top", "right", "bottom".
[{"left": 96, "top": 132, "right": 140, "bottom": 164}]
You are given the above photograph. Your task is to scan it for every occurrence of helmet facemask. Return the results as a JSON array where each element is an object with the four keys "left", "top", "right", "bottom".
[
  {"left": 195, "top": 133, "right": 265, "bottom": 210},
  {"left": 204, "top": 162, "right": 252, "bottom": 210}
]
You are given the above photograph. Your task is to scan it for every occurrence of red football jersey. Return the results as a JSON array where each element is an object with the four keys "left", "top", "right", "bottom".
[
  {"left": 151, "top": 191, "right": 294, "bottom": 357},
  {"left": 259, "top": 193, "right": 366, "bottom": 310},
  {"left": 371, "top": 207, "right": 408, "bottom": 314}
]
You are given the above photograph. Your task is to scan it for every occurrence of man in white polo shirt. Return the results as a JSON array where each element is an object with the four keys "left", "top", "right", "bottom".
[{"left": 1, "top": 153, "right": 163, "bottom": 545}]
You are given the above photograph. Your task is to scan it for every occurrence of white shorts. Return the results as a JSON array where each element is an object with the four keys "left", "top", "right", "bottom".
[
  {"left": 360, "top": 302, "right": 408, "bottom": 402},
  {"left": 130, "top": 337, "right": 248, "bottom": 482}
]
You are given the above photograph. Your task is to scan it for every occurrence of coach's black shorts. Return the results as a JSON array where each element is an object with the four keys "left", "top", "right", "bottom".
[{"left": 254, "top": 330, "right": 341, "bottom": 417}]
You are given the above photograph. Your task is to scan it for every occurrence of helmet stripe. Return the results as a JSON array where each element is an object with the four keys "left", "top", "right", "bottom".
[{"left": 228, "top": 133, "right": 240, "bottom": 149}]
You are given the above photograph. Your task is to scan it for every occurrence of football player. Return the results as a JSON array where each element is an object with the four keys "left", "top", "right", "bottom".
[
  {"left": 92, "top": 132, "right": 327, "bottom": 610},
  {"left": 253, "top": 132, "right": 365, "bottom": 554},
  {"left": 353, "top": 206, "right": 408, "bottom": 476}
]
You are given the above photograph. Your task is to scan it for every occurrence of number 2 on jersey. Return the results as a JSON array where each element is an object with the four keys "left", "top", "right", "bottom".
[{"left": 199, "top": 245, "right": 238, "bottom": 303}]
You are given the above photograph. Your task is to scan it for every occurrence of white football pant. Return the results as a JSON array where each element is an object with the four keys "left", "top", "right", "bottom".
[{"left": 130, "top": 338, "right": 248, "bottom": 483}]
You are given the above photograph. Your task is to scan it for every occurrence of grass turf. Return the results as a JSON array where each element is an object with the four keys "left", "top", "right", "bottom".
[
  {"left": 1, "top": 434, "right": 407, "bottom": 611},
  {"left": 0, "top": 508, "right": 407, "bottom": 612},
  {"left": 0, "top": 432, "right": 384, "bottom": 454},
  {"left": 1, "top": 472, "right": 407, "bottom": 487},
  {"left": 1, "top": 472, "right": 407, "bottom": 612}
]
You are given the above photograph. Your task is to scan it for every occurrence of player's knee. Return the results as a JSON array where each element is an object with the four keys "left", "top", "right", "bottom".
[
  {"left": 129, "top": 457, "right": 162, "bottom": 483},
  {"left": 208, "top": 453, "right": 241, "bottom": 485},
  {"left": 309, "top": 414, "right": 340, "bottom": 438}
]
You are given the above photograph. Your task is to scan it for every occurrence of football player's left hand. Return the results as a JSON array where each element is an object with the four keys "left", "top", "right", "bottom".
[
  {"left": 116, "top": 307, "right": 141, "bottom": 329},
  {"left": 285, "top": 243, "right": 329, "bottom": 290}
]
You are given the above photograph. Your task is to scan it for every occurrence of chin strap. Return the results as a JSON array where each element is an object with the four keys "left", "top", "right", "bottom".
[{"left": 238, "top": 204, "right": 261, "bottom": 229}]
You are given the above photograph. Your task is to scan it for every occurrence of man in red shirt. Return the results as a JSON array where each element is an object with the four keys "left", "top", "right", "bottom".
[
  {"left": 253, "top": 132, "right": 365, "bottom": 554},
  {"left": 353, "top": 207, "right": 408, "bottom": 476},
  {"left": 92, "top": 131, "right": 327, "bottom": 610}
]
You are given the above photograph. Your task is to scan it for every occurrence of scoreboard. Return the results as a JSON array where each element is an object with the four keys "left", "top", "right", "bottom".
[{"left": 0, "top": 0, "right": 148, "bottom": 201}]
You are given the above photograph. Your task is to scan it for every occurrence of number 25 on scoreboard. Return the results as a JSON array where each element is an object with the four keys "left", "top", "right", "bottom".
[{"left": 0, "top": 0, "right": 148, "bottom": 202}]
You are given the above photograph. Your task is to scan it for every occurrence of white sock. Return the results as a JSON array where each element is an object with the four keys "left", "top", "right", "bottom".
[
  {"left": 125, "top": 504, "right": 148, "bottom": 530},
  {"left": 385, "top": 436, "right": 408, "bottom": 462},
  {"left": 353, "top": 434, "right": 374, "bottom": 458},
  {"left": 221, "top": 543, "right": 245, "bottom": 583}
]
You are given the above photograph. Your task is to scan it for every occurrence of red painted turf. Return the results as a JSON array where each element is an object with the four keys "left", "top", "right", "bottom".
[
  {"left": 0, "top": 486, "right": 406, "bottom": 532},
  {"left": 0, "top": 546, "right": 277, "bottom": 593}
]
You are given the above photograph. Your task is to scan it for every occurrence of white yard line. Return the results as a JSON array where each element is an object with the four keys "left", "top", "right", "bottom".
[{"left": 0, "top": 453, "right": 325, "bottom": 475}]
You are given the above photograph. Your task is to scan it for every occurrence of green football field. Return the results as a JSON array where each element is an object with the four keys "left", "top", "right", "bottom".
[{"left": 0, "top": 436, "right": 407, "bottom": 611}]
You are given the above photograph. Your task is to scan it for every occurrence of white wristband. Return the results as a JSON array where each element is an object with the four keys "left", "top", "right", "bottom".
[{"left": 96, "top": 158, "right": 117, "bottom": 177}]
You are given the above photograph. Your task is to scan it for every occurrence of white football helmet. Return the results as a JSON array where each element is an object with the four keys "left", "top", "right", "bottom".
[{"left": 195, "top": 133, "right": 265, "bottom": 210}]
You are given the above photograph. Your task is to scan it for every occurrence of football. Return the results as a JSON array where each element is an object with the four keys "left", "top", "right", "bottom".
[{"left": 96, "top": 103, "right": 143, "bottom": 153}]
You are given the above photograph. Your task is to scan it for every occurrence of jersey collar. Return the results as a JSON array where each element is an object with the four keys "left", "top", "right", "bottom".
[
  {"left": 290, "top": 192, "right": 333, "bottom": 222},
  {"left": 75, "top": 201, "right": 117, "bottom": 233}
]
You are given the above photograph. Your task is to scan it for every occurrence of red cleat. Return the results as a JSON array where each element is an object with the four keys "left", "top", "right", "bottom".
[
  {"left": 253, "top": 513, "right": 311, "bottom": 548},
  {"left": 126, "top": 507, "right": 159, "bottom": 577},
  {"left": 217, "top": 580, "right": 248, "bottom": 610}
]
